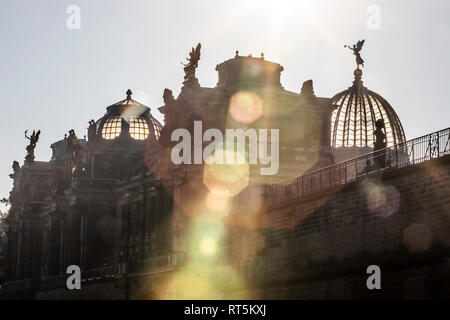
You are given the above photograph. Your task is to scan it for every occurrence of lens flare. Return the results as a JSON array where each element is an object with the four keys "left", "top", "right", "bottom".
[
  {"left": 363, "top": 181, "right": 400, "bottom": 218},
  {"left": 157, "top": 264, "right": 248, "bottom": 300},
  {"left": 206, "top": 190, "right": 230, "bottom": 212},
  {"left": 121, "top": 104, "right": 147, "bottom": 123},
  {"left": 229, "top": 91, "right": 263, "bottom": 123},
  {"left": 160, "top": 269, "right": 219, "bottom": 300},
  {"left": 199, "top": 237, "right": 217, "bottom": 255},
  {"left": 187, "top": 219, "right": 224, "bottom": 260},
  {"left": 403, "top": 223, "right": 433, "bottom": 254},
  {"left": 203, "top": 147, "right": 249, "bottom": 197}
]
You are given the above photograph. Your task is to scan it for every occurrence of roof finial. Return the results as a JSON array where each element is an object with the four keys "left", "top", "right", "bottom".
[
  {"left": 345, "top": 39, "right": 365, "bottom": 69},
  {"left": 235, "top": 50, "right": 239, "bottom": 57},
  {"left": 261, "top": 52, "right": 264, "bottom": 59},
  {"left": 126, "top": 89, "right": 132, "bottom": 100}
]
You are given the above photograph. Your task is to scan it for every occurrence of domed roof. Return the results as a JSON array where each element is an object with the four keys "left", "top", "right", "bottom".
[
  {"left": 330, "top": 69, "right": 405, "bottom": 149},
  {"left": 96, "top": 89, "right": 162, "bottom": 142}
]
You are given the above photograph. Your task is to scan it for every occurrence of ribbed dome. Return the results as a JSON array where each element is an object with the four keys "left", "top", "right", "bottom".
[
  {"left": 330, "top": 69, "right": 405, "bottom": 149},
  {"left": 96, "top": 89, "right": 162, "bottom": 142}
]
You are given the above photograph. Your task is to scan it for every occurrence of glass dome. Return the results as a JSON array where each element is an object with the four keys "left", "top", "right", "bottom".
[
  {"left": 330, "top": 69, "right": 406, "bottom": 149},
  {"left": 150, "top": 117, "right": 161, "bottom": 140},
  {"left": 102, "top": 116, "right": 122, "bottom": 140},
  {"left": 97, "top": 89, "right": 162, "bottom": 142},
  {"left": 129, "top": 117, "right": 149, "bottom": 140}
]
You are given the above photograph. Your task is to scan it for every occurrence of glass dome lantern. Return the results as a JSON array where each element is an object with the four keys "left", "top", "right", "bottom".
[{"left": 96, "top": 89, "right": 162, "bottom": 142}]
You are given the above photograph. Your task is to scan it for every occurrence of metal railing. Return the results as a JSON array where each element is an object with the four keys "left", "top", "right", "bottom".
[
  {"left": 128, "top": 253, "right": 182, "bottom": 274},
  {"left": 266, "top": 127, "right": 450, "bottom": 205},
  {"left": 40, "top": 264, "right": 121, "bottom": 290},
  {"left": 38, "top": 254, "right": 180, "bottom": 290},
  {"left": 0, "top": 278, "right": 31, "bottom": 293}
]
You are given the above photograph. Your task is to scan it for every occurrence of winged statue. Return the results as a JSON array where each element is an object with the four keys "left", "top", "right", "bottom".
[
  {"left": 183, "top": 43, "right": 201, "bottom": 81},
  {"left": 24, "top": 129, "right": 41, "bottom": 163},
  {"left": 345, "top": 40, "right": 365, "bottom": 69}
]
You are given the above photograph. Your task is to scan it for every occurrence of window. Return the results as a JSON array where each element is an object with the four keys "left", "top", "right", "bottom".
[
  {"left": 151, "top": 118, "right": 161, "bottom": 140},
  {"left": 129, "top": 117, "right": 149, "bottom": 140},
  {"left": 102, "top": 116, "right": 122, "bottom": 139}
]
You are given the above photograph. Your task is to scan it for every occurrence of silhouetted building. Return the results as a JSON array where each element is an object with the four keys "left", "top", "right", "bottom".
[{"left": 1, "top": 47, "right": 449, "bottom": 299}]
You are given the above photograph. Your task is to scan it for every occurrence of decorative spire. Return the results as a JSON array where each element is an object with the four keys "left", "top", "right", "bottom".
[
  {"left": 261, "top": 52, "right": 264, "bottom": 59},
  {"left": 126, "top": 89, "right": 132, "bottom": 100},
  {"left": 352, "top": 68, "right": 364, "bottom": 91},
  {"left": 235, "top": 50, "right": 239, "bottom": 57}
]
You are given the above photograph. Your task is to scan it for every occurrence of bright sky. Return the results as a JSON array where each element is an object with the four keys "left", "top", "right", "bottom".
[{"left": 1, "top": 0, "right": 449, "bottom": 199}]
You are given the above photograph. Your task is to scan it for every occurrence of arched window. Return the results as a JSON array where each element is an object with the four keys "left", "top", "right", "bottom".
[
  {"left": 129, "top": 117, "right": 149, "bottom": 140},
  {"left": 150, "top": 118, "right": 161, "bottom": 140},
  {"left": 102, "top": 116, "right": 122, "bottom": 139}
]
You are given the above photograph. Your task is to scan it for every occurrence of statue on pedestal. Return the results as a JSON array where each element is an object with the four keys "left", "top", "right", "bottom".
[
  {"left": 24, "top": 130, "right": 40, "bottom": 164},
  {"left": 88, "top": 119, "right": 97, "bottom": 142},
  {"left": 345, "top": 39, "right": 365, "bottom": 69},
  {"left": 182, "top": 43, "right": 201, "bottom": 87},
  {"left": 9, "top": 161, "right": 20, "bottom": 179},
  {"left": 67, "top": 129, "right": 85, "bottom": 177}
]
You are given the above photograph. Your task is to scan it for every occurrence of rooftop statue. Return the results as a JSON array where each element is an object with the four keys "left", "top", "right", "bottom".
[
  {"left": 24, "top": 129, "right": 41, "bottom": 164},
  {"left": 67, "top": 129, "right": 85, "bottom": 177},
  {"left": 88, "top": 120, "right": 97, "bottom": 142},
  {"left": 301, "top": 80, "right": 315, "bottom": 96},
  {"left": 374, "top": 119, "right": 387, "bottom": 150},
  {"left": 163, "top": 88, "right": 176, "bottom": 107},
  {"left": 159, "top": 89, "right": 176, "bottom": 128},
  {"left": 183, "top": 43, "right": 201, "bottom": 83},
  {"left": 345, "top": 39, "right": 365, "bottom": 69},
  {"left": 373, "top": 119, "right": 387, "bottom": 168},
  {"left": 9, "top": 161, "right": 20, "bottom": 180}
]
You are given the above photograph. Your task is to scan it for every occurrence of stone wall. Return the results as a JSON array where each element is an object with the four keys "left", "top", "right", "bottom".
[
  {"left": 251, "top": 154, "right": 450, "bottom": 298},
  {"left": 3, "top": 155, "right": 449, "bottom": 299}
]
